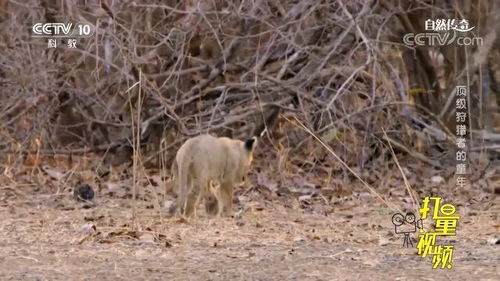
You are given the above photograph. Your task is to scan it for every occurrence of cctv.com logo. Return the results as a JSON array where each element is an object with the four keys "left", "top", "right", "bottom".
[
  {"left": 403, "top": 33, "right": 483, "bottom": 46},
  {"left": 403, "top": 18, "right": 483, "bottom": 46}
]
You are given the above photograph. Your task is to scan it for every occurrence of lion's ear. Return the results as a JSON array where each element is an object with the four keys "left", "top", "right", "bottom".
[{"left": 244, "top": 137, "right": 257, "bottom": 151}]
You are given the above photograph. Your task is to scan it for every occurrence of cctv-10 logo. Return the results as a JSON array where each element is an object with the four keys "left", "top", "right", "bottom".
[{"left": 32, "top": 23, "right": 94, "bottom": 37}]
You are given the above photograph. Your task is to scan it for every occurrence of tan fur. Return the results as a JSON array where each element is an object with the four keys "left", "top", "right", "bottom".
[{"left": 171, "top": 134, "right": 257, "bottom": 217}]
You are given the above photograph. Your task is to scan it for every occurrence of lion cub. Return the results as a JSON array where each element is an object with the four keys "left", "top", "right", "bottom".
[{"left": 171, "top": 134, "right": 257, "bottom": 217}]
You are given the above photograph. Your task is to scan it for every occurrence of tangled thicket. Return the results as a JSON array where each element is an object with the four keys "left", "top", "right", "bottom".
[{"left": 0, "top": 0, "right": 499, "bottom": 174}]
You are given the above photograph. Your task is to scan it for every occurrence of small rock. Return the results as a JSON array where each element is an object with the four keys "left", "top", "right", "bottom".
[
  {"left": 293, "top": 235, "right": 306, "bottom": 242},
  {"left": 402, "top": 167, "right": 411, "bottom": 177},
  {"left": 103, "top": 182, "right": 127, "bottom": 198},
  {"left": 74, "top": 183, "right": 94, "bottom": 201},
  {"left": 78, "top": 223, "right": 97, "bottom": 235},
  {"left": 431, "top": 176, "right": 444, "bottom": 184},
  {"left": 165, "top": 240, "right": 173, "bottom": 248},
  {"left": 139, "top": 233, "right": 155, "bottom": 244},
  {"left": 402, "top": 197, "right": 413, "bottom": 203},
  {"left": 487, "top": 237, "right": 500, "bottom": 245},
  {"left": 358, "top": 192, "right": 372, "bottom": 200},
  {"left": 298, "top": 194, "right": 312, "bottom": 202},
  {"left": 378, "top": 237, "right": 390, "bottom": 246},
  {"left": 164, "top": 200, "right": 175, "bottom": 210}
]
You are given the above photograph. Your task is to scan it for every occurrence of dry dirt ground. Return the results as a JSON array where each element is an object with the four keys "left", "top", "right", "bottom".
[{"left": 0, "top": 181, "right": 498, "bottom": 281}]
